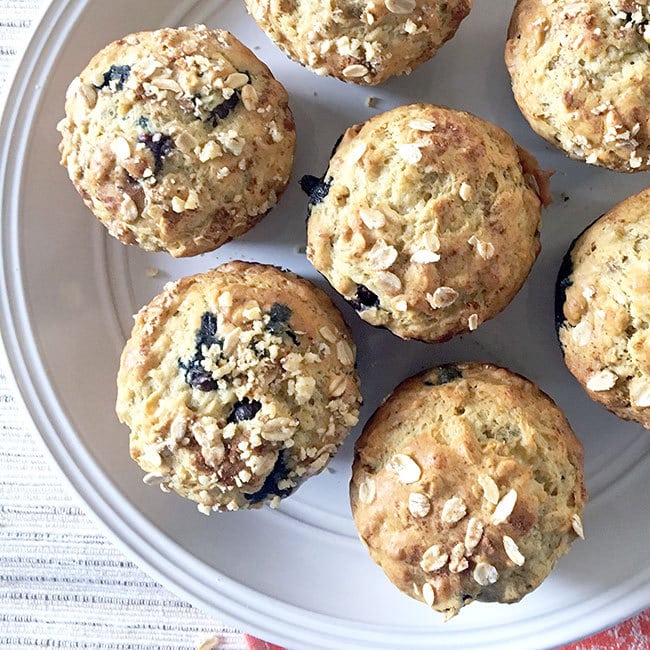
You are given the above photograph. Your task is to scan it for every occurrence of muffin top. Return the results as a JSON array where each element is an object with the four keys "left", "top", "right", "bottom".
[
  {"left": 117, "top": 262, "right": 361, "bottom": 512},
  {"left": 558, "top": 188, "right": 650, "bottom": 428},
  {"left": 351, "top": 362, "right": 586, "bottom": 619},
  {"left": 306, "top": 104, "right": 547, "bottom": 342},
  {"left": 244, "top": 0, "right": 472, "bottom": 85},
  {"left": 58, "top": 25, "right": 295, "bottom": 257},
  {"left": 506, "top": 0, "right": 650, "bottom": 172}
]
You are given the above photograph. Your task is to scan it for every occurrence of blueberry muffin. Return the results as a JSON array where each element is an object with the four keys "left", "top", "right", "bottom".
[
  {"left": 506, "top": 0, "right": 650, "bottom": 172},
  {"left": 244, "top": 0, "right": 472, "bottom": 85},
  {"left": 116, "top": 262, "right": 361, "bottom": 512},
  {"left": 350, "top": 363, "right": 586, "bottom": 619},
  {"left": 557, "top": 189, "right": 650, "bottom": 428},
  {"left": 58, "top": 26, "right": 295, "bottom": 257},
  {"left": 304, "top": 104, "right": 548, "bottom": 343}
]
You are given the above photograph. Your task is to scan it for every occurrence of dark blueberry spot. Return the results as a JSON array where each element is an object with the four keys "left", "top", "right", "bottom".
[
  {"left": 96, "top": 65, "right": 131, "bottom": 91},
  {"left": 555, "top": 245, "right": 575, "bottom": 336},
  {"left": 207, "top": 92, "right": 240, "bottom": 127},
  {"left": 137, "top": 116, "right": 150, "bottom": 129},
  {"left": 268, "top": 303, "right": 292, "bottom": 329},
  {"left": 347, "top": 284, "right": 380, "bottom": 312},
  {"left": 424, "top": 364, "right": 463, "bottom": 386},
  {"left": 462, "top": 594, "right": 473, "bottom": 603},
  {"left": 300, "top": 174, "right": 331, "bottom": 206},
  {"left": 184, "top": 363, "right": 220, "bottom": 392},
  {"left": 266, "top": 303, "right": 298, "bottom": 344},
  {"left": 196, "top": 312, "right": 219, "bottom": 348},
  {"left": 301, "top": 133, "right": 345, "bottom": 217},
  {"left": 178, "top": 311, "right": 223, "bottom": 391},
  {"left": 227, "top": 397, "right": 262, "bottom": 424},
  {"left": 138, "top": 132, "right": 175, "bottom": 175},
  {"left": 554, "top": 215, "right": 603, "bottom": 337},
  {"left": 329, "top": 132, "right": 345, "bottom": 158},
  {"left": 245, "top": 452, "right": 294, "bottom": 504}
]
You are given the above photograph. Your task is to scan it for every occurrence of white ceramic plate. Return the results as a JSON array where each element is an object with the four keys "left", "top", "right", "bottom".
[{"left": 1, "top": 1, "right": 649, "bottom": 648}]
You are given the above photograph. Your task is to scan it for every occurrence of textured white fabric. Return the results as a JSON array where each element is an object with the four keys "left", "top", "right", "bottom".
[{"left": 0, "top": 3, "right": 246, "bottom": 647}]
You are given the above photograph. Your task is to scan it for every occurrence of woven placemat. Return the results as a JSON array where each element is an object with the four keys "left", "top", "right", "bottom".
[
  {"left": 0, "top": 3, "right": 245, "bottom": 647},
  {"left": 1, "top": 3, "right": 647, "bottom": 649}
]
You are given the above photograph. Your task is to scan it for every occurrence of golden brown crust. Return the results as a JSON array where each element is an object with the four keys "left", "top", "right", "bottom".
[
  {"left": 506, "top": 0, "right": 650, "bottom": 172},
  {"left": 306, "top": 104, "right": 543, "bottom": 343},
  {"left": 117, "top": 262, "right": 361, "bottom": 513},
  {"left": 245, "top": 0, "right": 472, "bottom": 85},
  {"left": 58, "top": 26, "right": 295, "bottom": 257},
  {"left": 350, "top": 363, "right": 586, "bottom": 618},
  {"left": 559, "top": 189, "right": 650, "bottom": 427}
]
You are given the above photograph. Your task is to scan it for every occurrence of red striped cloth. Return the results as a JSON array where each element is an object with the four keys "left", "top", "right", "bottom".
[{"left": 245, "top": 609, "right": 650, "bottom": 650}]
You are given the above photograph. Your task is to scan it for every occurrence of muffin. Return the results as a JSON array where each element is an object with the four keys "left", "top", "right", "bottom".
[
  {"left": 304, "top": 104, "right": 549, "bottom": 343},
  {"left": 506, "top": 0, "right": 650, "bottom": 172},
  {"left": 350, "top": 363, "right": 586, "bottom": 619},
  {"left": 116, "top": 262, "right": 361, "bottom": 512},
  {"left": 244, "top": 0, "right": 472, "bottom": 85},
  {"left": 58, "top": 26, "right": 295, "bottom": 257},
  {"left": 557, "top": 189, "right": 650, "bottom": 428}
]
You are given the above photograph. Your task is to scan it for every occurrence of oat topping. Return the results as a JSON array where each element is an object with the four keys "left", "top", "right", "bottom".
[
  {"left": 359, "top": 476, "right": 377, "bottom": 504},
  {"left": 376, "top": 271, "right": 402, "bottom": 294},
  {"left": 408, "top": 492, "right": 431, "bottom": 517},
  {"left": 473, "top": 562, "right": 499, "bottom": 586},
  {"left": 359, "top": 207, "right": 386, "bottom": 229},
  {"left": 110, "top": 136, "right": 131, "bottom": 160},
  {"left": 468, "top": 313, "right": 479, "bottom": 331},
  {"left": 142, "top": 472, "right": 165, "bottom": 486},
  {"left": 393, "top": 298, "right": 408, "bottom": 312},
  {"left": 571, "top": 513, "right": 585, "bottom": 540},
  {"left": 586, "top": 369, "right": 617, "bottom": 392},
  {"left": 408, "top": 118, "right": 436, "bottom": 132},
  {"left": 388, "top": 454, "right": 422, "bottom": 484},
  {"left": 398, "top": 143, "right": 423, "bottom": 164},
  {"left": 630, "top": 382, "right": 650, "bottom": 408},
  {"left": 385, "top": 0, "right": 417, "bottom": 13},
  {"left": 349, "top": 141, "right": 368, "bottom": 164},
  {"left": 459, "top": 182, "right": 473, "bottom": 201},
  {"left": 368, "top": 239, "right": 399, "bottom": 270},
  {"left": 571, "top": 320, "right": 592, "bottom": 346},
  {"left": 464, "top": 517, "right": 484, "bottom": 554},
  {"left": 336, "top": 340, "right": 355, "bottom": 365},
  {"left": 478, "top": 474, "right": 500, "bottom": 505},
  {"left": 426, "top": 287, "right": 459, "bottom": 309},
  {"left": 449, "top": 542, "right": 469, "bottom": 573},
  {"left": 422, "top": 582, "right": 436, "bottom": 607},
  {"left": 143, "top": 447, "right": 163, "bottom": 467},
  {"left": 491, "top": 489, "right": 518, "bottom": 525},
  {"left": 420, "top": 544, "right": 449, "bottom": 572},
  {"left": 424, "top": 232, "right": 441, "bottom": 252},
  {"left": 468, "top": 235, "right": 495, "bottom": 260},
  {"left": 120, "top": 194, "right": 139, "bottom": 222},
  {"left": 503, "top": 535, "right": 525, "bottom": 566},
  {"left": 411, "top": 249, "right": 441, "bottom": 264},
  {"left": 342, "top": 64, "right": 369, "bottom": 78},
  {"left": 441, "top": 496, "right": 467, "bottom": 524}
]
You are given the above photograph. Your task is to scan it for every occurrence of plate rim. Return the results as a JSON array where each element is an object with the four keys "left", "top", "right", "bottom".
[{"left": 0, "top": 1, "right": 649, "bottom": 648}]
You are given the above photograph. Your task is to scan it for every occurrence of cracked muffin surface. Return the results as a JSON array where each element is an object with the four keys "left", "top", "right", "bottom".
[
  {"left": 305, "top": 104, "right": 547, "bottom": 343},
  {"left": 58, "top": 25, "right": 295, "bottom": 257},
  {"left": 558, "top": 189, "right": 650, "bottom": 428},
  {"left": 117, "top": 262, "right": 361, "bottom": 513},
  {"left": 350, "top": 362, "right": 586, "bottom": 619},
  {"left": 244, "top": 0, "right": 471, "bottom": 85},
  {"left": 506, "top": 0, "right": 650, "bottom": 172}
]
